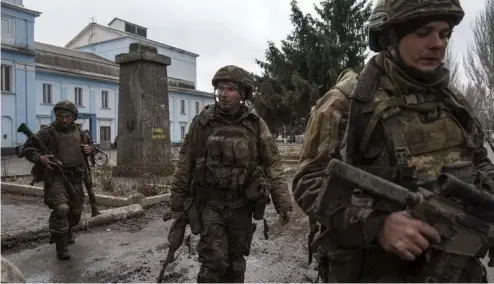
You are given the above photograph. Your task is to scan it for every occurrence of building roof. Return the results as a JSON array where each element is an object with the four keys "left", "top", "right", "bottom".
[
  {"left": 108, "top": 17, "right": 147, "bottom": 30},
  {"left": 65, "top": 22, "right": 199, "bottom": 57},
  {"left": 1, "top": 1, "right": 41, "bottom": 17},
  {"left": 35, "top": 41, "right": 119, "bottom": 81},
  {"left": 34, "top": 41, "right": 212, "bottom": 97}
]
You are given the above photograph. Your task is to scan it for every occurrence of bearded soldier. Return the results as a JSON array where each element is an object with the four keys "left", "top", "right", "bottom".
[
  {"left": 293, "top": 0, "right": 494, "bottom": 282},
  {"left": 170, "top": 65, "right": 293, "bottom": 283},
  {"left": 22, "top": 100, "right": 92, "bottom": 260}
]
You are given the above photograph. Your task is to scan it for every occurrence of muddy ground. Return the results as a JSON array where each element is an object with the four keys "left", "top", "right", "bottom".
[
  {"left": 3, "top": 181, "right": 494, "bottom": 283},
  {"left": 2, "top": 180, "right": 319, "bottom": 283},
  {"left": 1, "top": 194, "right": 112, "bottom": 236},
  {"left": 2, "top": 144, "right": 493, "bottom": 282}
]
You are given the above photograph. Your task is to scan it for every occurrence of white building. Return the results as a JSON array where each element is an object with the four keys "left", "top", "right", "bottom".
[{"left": 64, "top": 18, "right": 215, "bottom": 144}]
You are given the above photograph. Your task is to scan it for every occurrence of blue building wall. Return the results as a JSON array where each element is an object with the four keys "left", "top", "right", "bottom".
[
  {"left": 1, "top": 2, "right": 213, "bottom": 148},
  {"left": 168, "top": 91, "right": 214, "bottom": 142},
  {"left": 35, "top": 70, "right": 119, "bottom": 146},
  {"left": 1, "top": 5, "right": 37, "bottom": 49},
  {"left": 1, "top": 1, "right": 39, "bottom": 147}
]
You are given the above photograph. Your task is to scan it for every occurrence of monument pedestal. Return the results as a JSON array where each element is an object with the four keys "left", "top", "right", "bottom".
[{"left": 113, "top": 43, "right": 172, "bottom": 177}]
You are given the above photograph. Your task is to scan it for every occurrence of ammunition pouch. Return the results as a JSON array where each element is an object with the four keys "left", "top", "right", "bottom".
[
  {"left": 30, "top": 164, "right": 46, "bottom": 184},
  {"left": 244, "top": 165, "right": 270, "bottom": 220},
  {"left": 183, "top": 195, "right": 201, "bottom": 235},
  {"left": 252, "top": 196, "right": 271, "bottom": 221}
]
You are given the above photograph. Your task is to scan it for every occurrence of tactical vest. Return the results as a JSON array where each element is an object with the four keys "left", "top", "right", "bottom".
[
  {"left": 321, "top": 59, "right": 487, "bottom": 283},
  {"left": 48, "top": 125, "right": 86, "bottom": 168},
  {"left": 194, "top": 107, "right": 261, "bottom": 193},
  {"left": 345, "top": 62, "right": 483, "bottom": 189}
]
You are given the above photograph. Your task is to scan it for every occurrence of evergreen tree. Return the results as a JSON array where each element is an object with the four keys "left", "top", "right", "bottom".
[{"left": 252, "top": 0, "right": 371, "bottom": 134}]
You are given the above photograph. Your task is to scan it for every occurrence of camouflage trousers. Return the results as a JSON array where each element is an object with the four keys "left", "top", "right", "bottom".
[
  {"left": 196, "top": 202, "right": 256, "bottom": 283},
  {"left": 44, "top": 171, "right": 85, "bottom": 233}
]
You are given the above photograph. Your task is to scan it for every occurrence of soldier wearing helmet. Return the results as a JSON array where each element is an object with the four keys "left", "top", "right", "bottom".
[
  {"left": 22, "top": 100, "right": 93, "bottom": 261},
  {"left": 170, "top": 65, "right": 293, "bottom": 282},
  {"left": 293, "top": 0, "right": 494, "bottom": 282}
]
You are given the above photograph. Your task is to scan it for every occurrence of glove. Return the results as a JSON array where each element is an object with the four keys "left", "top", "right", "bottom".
[
  {"left": 279, "top": 211, "right": 291, "bottom": 226},
  {"left": 162, "top": 209, "right": 183, "bottom": 222}
]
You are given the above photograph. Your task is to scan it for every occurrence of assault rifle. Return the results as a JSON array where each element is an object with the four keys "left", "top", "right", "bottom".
[
  {"left": 17, "top": 123, "right": 83, "bottom": 204},
  {"left": 157, "top": 197, "right": 198, "bottom": 283},
  {"left": 18, "top": 123, "right": 101, "bottom": 217},
  {"left": 307, "top": 218, "right": 319, "bottom": 265},
  {"left": 80, "top": 131, "right": 101, "bottom": 217},
  {"left": 309, "top": 159, "right": 494, "bottom": 283}
]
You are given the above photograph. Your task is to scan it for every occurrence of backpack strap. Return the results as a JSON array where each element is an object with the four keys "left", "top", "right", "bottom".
[{"left": 345, "top": 57, "right": 383, "bottom": 165}]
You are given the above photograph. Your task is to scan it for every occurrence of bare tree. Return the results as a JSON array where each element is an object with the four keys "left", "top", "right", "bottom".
[
  {"left": 463, "top": 0, "right": 494, "bottom": 130},
  {"left": 444, "top": 43, "right": 461, "bottom": 89}
]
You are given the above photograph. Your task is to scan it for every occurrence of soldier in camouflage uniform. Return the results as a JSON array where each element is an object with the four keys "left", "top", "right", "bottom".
[
  {"left": 293, "top": 0, "right": 494, "bottom": 282},
  {"left": 22, "top": 100, "right": 93, "bottom": 261},
  {"left": 170, "top": 65, "right": 293, "bottom": 283}
]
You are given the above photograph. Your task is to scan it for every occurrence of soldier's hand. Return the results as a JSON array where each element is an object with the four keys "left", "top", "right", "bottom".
[
  {"left": 39, "top": 155, "right": 57, "bottom": 170},
  {"left": 82, "top": 144, "right": 92, "bottom": 154},
  {"left": 378, "top": 211, "right": 441, "bottom": 261},
  {"left": 279, "top": 211, "right": 291, "bottom": 226}
]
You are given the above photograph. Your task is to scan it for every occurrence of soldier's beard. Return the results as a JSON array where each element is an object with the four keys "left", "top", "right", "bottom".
[{"left": 56, "top": 121, "right": 73, "bottom": 130}]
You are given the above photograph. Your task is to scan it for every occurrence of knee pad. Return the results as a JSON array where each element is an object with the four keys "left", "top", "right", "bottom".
[
  {"left": 67, "top": 209, "right": 83, "bottom": 227},
  {"left": 54, "top": 204, "right": 69, "bottom": 217}
]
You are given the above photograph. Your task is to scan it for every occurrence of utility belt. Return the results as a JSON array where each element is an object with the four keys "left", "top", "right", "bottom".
[{"left": 195, "top": 185, "right": 244, "bottom": 201}]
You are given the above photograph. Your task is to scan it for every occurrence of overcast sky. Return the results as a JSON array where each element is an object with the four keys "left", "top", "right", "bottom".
[{"left": 25, "top": 0, "right": 486, "bottom": 92}]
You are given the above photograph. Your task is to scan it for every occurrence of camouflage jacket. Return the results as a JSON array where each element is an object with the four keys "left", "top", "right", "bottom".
[
  {"left": 293, "top": 53, "right": 494, "bottom": 250},
  {"left": 170, "top": 104, "right": 293, "bottom": 214}
]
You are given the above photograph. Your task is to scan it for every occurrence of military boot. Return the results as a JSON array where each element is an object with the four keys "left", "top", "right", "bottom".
[
  {"left": 54, "top": 233, "right": 71, "bottom": 260},
  {"left": 67, "top": 227, "right": 75, "bottom": 244}
]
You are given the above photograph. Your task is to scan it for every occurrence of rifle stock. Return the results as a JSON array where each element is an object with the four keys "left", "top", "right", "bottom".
[{"left": 310, "top": 159, "right": 493, "bottom": 281}]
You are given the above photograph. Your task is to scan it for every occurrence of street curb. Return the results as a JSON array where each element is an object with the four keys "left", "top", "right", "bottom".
[
  {"left": 1, "top": 204, "right": 145, "bottom": 248},
  {"left": 0, "top": 182, "right": 170, "bottom": 208}
]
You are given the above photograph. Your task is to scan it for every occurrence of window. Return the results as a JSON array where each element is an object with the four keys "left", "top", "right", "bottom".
[
  {"left": 42, "top": 84, "right": 52, "bottom": 104},
  {"left": 1, "top": 65, "right": 12, "bottom": 92},
  {"left": 180, "top": 100, "right": 186, "bottom": 114},
  {"left": 101, "top": 90, "right": 109, "bottom": 108},
  {"left": 124, "top": 22, "right": 147, "bottom": 37},
  {"left": 99, "top": 126, "right": 111, "bottom": 149},
  {"left": 1, "top": 16, "right": 14, "bottom": 41},
  {"left": 195, "top": 102, "right": 201, "bottom": 115},
  {"left": 136, "top": 27, "right": 147, "bottom": 37},
  {"left": 74, "top": 87, "right": 83, "bottom": 106},
  {"left": 180, "top": 126, "right": 186, "bottom": 139},
  {"left": 125, "top": 22, "right": 134, "bottom": 33}
]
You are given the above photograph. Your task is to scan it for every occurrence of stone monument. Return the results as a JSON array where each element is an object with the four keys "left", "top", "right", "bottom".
[{"left": 113, "top": 43, "right": 172, "bottom": 177}]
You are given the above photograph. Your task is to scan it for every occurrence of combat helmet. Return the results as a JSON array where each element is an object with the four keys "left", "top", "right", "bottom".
[
  {"left": 212, "top": 65, "right": 254, "bottom": 100},
  {"left": 368, "top": 0, "right": 465, "bottom": 52},
  {"left": 53, "top": 100, "right": 78, "bottom": 119}
]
